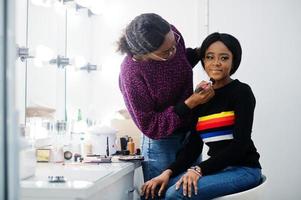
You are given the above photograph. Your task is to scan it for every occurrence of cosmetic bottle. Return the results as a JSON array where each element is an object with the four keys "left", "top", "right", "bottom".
[{"left": 127, "top": 138, "right": 135, "bottom": 155}]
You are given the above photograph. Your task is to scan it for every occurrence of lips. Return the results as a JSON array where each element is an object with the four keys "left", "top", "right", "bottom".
[
  {"left": 208, "top": 69, "right": 223, "bottom": 79},
  {"left": 210, "top": 69, "right": 223, "bottom": 73}
]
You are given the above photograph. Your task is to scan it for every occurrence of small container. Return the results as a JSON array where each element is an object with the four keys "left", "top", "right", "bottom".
[
  {"left": 127, "top": 138, "right": 135, "bottom": 155},
  {"left": 84, "top": 143, "right": 92, "bottom": 155},
  {"left": 64, "top": 151, "right": 73, "bottom": 160}
]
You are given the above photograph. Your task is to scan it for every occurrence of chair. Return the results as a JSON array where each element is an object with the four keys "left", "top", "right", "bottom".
[{"left": 213, "top": 175, "right": 267, "bottom": 200}]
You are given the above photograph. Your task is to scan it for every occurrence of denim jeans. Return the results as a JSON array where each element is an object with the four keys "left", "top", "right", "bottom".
[
  {"left": 141, "top": 133, "right": 188, "bottom": 182},
  {"left": 165, "top": 166, "right": 262, "bottom": 200}
]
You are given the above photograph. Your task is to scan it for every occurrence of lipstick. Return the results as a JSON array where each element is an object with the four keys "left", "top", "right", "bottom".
[{"left": 194, "top": 78, "right": 215, "bottom": 93}]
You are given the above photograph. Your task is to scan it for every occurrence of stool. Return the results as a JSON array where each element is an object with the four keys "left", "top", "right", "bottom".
[{"left": 214, "top": 174, "right": 267, "bottom": 200}]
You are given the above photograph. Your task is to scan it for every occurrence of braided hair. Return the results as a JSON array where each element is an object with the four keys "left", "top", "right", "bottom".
[{"left": 117, "top": 13, "right": 170, "bottom": 56}]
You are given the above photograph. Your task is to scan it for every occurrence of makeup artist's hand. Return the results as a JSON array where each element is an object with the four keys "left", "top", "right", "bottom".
[
  {"left": 185, "top": 81, "right": 215, "bottom": 109},
  {"left": 141, "top": 169, "right": 172, "bottom": 199}
]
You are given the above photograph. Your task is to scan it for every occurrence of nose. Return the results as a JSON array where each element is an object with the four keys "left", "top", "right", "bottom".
[
  {"left": 213, "top": 58, "right": 221, "bottom": 66},
  {"left": 167, "top": 46, "right": 176, "bottom": 58}
]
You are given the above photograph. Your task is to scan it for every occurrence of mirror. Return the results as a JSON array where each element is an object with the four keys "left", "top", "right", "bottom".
[
  {"left": 16, "top": 1, "right": 67, "bottom": 124},
  {"left": 15, "top": 0, "right": 201, "bottom": 144},
  {"left": 26, "top": 2, "right": 66, "bottom": 120},
  {"left": 16, "top": 1, "right": 104, "bottom": 125},
  {"left": 65, "top": 7, "right": 97, "bottom": 123}
]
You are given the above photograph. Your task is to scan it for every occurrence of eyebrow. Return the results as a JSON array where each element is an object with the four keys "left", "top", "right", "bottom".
[
  {"left": 162, "top": 47, "right": 174, "bottom": 53},
  {"left": 206, "top": 52, "right": 231, "bottom": 56}
]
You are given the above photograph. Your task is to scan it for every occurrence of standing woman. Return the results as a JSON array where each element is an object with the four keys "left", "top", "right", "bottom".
[{"left": 117, "top": 13, "right": 214, "bottom": 181}]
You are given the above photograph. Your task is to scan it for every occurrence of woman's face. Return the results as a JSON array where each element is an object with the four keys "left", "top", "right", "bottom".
[
  {"left": 203, "top": 41, "right": 233, "bottom": 85},
  {"left": 148, "top": 30, "right": 180, "bottom": 61}
]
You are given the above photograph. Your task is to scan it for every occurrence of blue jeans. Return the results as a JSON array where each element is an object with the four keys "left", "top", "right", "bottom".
[
  {"left": 141, "top": 133, "right": 189, "bottom": 182},
  {"left": 165, "top": 166, "right": 262, "bottom": 200}
]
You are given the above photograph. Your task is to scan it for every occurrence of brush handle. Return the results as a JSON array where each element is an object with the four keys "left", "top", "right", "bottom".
[{"left": 194, "top": 87, "right": 204, "bottom": 93}]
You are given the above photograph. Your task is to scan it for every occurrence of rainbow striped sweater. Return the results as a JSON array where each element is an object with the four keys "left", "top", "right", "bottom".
[{"left": 168, "top": 80, "right": 261, "bottom": 176}]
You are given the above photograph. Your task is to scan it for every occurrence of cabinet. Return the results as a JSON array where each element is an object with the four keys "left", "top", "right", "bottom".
[{"left": 21, "top": 162, "right": 137, "bottom": 200}]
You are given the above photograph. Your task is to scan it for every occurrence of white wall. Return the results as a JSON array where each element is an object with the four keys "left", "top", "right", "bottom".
[{"left": 208, "top": 0, "right": 301, "bottom": 199}]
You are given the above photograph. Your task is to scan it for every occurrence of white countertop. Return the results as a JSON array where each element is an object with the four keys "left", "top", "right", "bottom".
[{"left": 21, "top": 162, "right": 136, "bottom": 199}]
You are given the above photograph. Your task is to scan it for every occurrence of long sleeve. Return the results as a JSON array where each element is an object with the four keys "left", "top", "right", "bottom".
[
  {"left": 199, "top": 85, "right": 256, "bottom": 175},
  {"left": 119, "top": 66, "right": 191, "bottom": 139},
  {"left": 119, "top": 25, "right": 194, "bottom": 140},
  {"left": 167, "top": 129, "right": 203, "bottom": 176}
]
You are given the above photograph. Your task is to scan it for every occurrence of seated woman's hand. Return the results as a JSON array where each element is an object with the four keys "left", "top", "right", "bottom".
[
  {"left": 141, "top": 169, "right": 172, "bottom": 199},
  {"left": 176, "top": 169, "right": 202, "bottom": 198}
]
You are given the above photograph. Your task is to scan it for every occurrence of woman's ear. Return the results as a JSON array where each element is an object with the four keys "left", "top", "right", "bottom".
[{"left": 230, "top": 62, "right": 235, "bottom": 74}]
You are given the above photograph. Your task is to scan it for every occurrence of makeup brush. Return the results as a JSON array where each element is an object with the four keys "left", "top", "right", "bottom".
[{"left": 194, "top": 78, "right": 215, "bottom": 93}]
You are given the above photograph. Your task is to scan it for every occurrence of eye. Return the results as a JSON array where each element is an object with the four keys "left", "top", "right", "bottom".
[
  {"left": 162, "top": 45, "right": 176, "bottom": 56},
  {"left": 220, "top": 56, "right": 229, "bottom": 61},
  {"left": 162, "top": 51, "right": 169, "bottom": 57},
  {"left": 205, "top": 55, "right": 214, "bottom": 60}
]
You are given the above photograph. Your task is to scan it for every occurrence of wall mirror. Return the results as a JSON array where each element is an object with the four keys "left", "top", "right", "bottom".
[
  {"left": 16, "top": 0, "right": 106, "bottom": 127},
  {"left": 15, "top": 0, "right": 202, "bottom": 144}
]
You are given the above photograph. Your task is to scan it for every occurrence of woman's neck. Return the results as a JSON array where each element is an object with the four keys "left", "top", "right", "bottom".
[{"left": 213, "top": 77, "right": 233, "bottom": 89}]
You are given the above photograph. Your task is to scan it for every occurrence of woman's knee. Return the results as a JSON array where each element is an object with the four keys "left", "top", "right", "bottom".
[{"left": 165, "top": 186, "right": 181, "bottom": 200}]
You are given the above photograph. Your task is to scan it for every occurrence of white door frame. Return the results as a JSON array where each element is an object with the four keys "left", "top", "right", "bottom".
[{"left": 0, "top": 0, "right": 18, "bottom": 199}]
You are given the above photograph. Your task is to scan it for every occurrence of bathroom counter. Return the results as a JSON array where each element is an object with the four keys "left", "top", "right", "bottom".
[{"left": 20, "top": 161, "right": 140, "bottom": 200}]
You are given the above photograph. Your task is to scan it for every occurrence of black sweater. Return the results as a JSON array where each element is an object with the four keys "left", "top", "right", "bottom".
[{"left": 169, "top": 79, "right": 261, "bottom": 176}]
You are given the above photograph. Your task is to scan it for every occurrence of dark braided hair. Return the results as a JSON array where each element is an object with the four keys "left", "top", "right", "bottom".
[{"left": 117, "top": 13, "right": 170, "bottom": 56}]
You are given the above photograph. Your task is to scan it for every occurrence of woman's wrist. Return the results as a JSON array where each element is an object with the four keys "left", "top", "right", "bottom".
[
  {"left": 164, "top": 169, "right": 173, "bottom": 176},
  {"left": 188, "top": 166, "right": 202, "bottom": 176},
  {"left": 184, "top": 96, "right": 198, "bottom": 109}
]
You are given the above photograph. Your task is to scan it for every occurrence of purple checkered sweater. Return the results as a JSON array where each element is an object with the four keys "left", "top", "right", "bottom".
[{"left": 119, "top": 29, "right": 193, "bottom": 139}]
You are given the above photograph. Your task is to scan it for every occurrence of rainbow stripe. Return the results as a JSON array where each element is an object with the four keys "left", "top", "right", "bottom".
[
  {"left": 196, "top": 111, "right": 235, "bottom": 143},
  {"left": 196, "top": 111, "right": 235, "bottom": 131},
  {"left": 200, "top": 130, "right": 234, "bottom": 143}
]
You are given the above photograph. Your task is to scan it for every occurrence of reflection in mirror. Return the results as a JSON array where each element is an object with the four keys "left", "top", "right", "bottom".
[
  {"left": 26, "top": 2, "right": 66, "bottom": 122},
  {"left": 66, "top": 7, "right": 93, "bottom": 126}
]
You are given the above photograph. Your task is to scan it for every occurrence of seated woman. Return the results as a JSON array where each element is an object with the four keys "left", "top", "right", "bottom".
[{"left": 141, "top": 32, "right": 262, "bottom": 200}]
